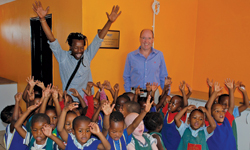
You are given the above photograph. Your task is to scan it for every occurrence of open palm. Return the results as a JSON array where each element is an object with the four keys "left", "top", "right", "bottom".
[{"left": 32, "top": 1, "right": 49, "bottom": 19}]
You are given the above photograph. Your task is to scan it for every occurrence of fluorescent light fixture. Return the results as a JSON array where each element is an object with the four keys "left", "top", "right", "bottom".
[{"left": 0, "top": 0, "right": 15, "bottom": 5}]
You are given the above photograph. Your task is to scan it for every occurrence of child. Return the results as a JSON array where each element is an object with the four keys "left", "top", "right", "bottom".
[
  {"left": 120, "top": 100, "right": 141, "bottom": 118},
  {"left": 102, "top": 95, "right": 153, "bottom": 150},
  {"left": 115, "top": 94, "right": 130, "bottom": 111},
  {"left": 14, "top": 102, "right": 65, "bottom": 150},
  {"left": 175, "top": 105, "right": 216, "bottom": 150},
  {"left": 161, "top": 81, "right": 188, "bottom": 150},
  {"left": 57, "top": 103, "right": 111, "bottom": 149},
  {"left": 144, "top": 112, "right": 166, "bottom": 150},
  {"left": 205, "top": 79, "right": 237, "bottom": 150},
  {"left": 1, "top": 92, "right": 28, "bottom": 150},
  {"left": 125, "top": 113, "right": 158, "bottom": 150}
]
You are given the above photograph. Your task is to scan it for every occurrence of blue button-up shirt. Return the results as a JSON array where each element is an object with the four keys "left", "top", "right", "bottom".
[
  {"left": 48, "top": 34, "right": 103, "bottom": 102},
  {"left": 123, "top": 47, "right": 168, "bottom": 92}
]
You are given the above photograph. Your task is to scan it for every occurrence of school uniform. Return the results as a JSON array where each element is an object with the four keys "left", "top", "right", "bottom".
[
  {"left": 106, "top": 128, "right": 131, "bottom": 150},
  {"left": 149, "top": 132, "right": 166, "bottom": 150},
  {"left": 65, "top": 133, "right": 101, "bottom": 150},
  {"left": 4, "top": 124, "right": 28, "bottom": 150},
  {"left": 129, "top": 133, "right": 157, "bottom": 150},
  {"left": 98, "top": 112, "right": 104, "bottom": 132}
]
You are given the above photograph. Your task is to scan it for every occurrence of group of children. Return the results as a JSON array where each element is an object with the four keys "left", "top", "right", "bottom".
[{"left": 1, "top": 75, "right": 249, "bottom": 150}]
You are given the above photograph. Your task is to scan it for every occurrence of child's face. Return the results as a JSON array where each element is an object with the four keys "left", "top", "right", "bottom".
[
  {"left": 133, "top": 121, "right": 144, "bottom": 136},
  {"left": 46, "top": 110, "right": 58, "bottom": 130},
  {"left": 108, "top": 121, "right": 124, "bottom": 141},
  {"left": 93, "top": 98, "right": 100, "bottom": 109},
  {"left": 121, "top": 105, "right": 129, "bottom": 118},
  {"left": 219, "top": 97, "right": 229, "bottom": 112},
  {"left": 189, "top": 110, "right": 204, "bottom": 130},
  {"left": 73, "top": 120, "right": 91, "bottom": 145},
  {"left": 65, "top": 113, "right": 77, "bottom": 134},
  {"left": 212, "top": 104, "right": 225, "bottom": 123},
  {"left": 31, "top": 121, "right": 47, "bottom": 145},
  {"left": 168, "top": 96, "right": 182, "bottom": 113},
  {"left": 116, "top": 98, "right": 128, "bottom": 111}
]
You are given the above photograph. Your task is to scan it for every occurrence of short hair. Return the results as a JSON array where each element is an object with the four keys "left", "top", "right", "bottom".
[
  {"left": 190, "top": 109, "right": 205, "bottom": 118},
  {"left": 72, "top": 116, "right": 91, "bottom": 130},
  {"left": 138, "top": 96, "right": 153, "bottom": 104},
  {"left": 144, "top": 112, "right": 163, "bottom": 131},
  {"left": 124, "top": 101, "right": 141, "bottom": 114},
  {"left": 1, "top": 105, "right": 14, "bottom": 123},
  {"left": 172, "top": 95, "right": 184, "bottom": 108},
  {"left": 66, "top": 32, "right": 87, "bottom": 47},
  {"left": 115, "top": 94, "right": 130, "bottom": 110},
  {"left": 45, "top": 105, "right": 56, "bottom": 113},
  {"left": 67, "top": 110, "right": 77, "bottom": 116},
  {"left": 140, "top": 29, "right": 154, "bottom": 38},
  {"left": 110, "top": 111, "right": 124, "bottom": 124},
  {"left": 218, "top": 94, "right": 229, "bottom": 104},
  {"left": 31, "top": 113, "right": 50, "bottom": 127}
]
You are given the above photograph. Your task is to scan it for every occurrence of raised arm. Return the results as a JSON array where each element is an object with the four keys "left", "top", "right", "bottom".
[
  {"left": 206, "top": 78, "right": 214, "bottom": 98},
  {"left": 224, "top": 78, "right": 235, "bottom": 115},
  {"left": 133, "top": 85, "right": 142, "bottom": 103},
  {"left": 174, "top": 105, "right": 196, "bottom": 128},
  {"left": 238, "top": 83, "right": 249, "bottom": 113},
  {"left": 103, "top": 80, "right": 115, "bottom": 99},
  {"left": 151, "top": 82, "right": 159, "bottom": 102},
  {"left": 10, "top": 93, "right": 23, "bottom": 133},
  {"left": 186, "top": 83, "right": 192, "bottom": 99},
  {"left": 112, "top": 83, "right": 119, "bottom": 105},
  {"left": 32, "top": 1, "right": 55, "bottom": 42},
  {"left": 69, "top": 88, "right": 87, "bottom": 108},
  {"left": 161, "top": 77, "right": 172, "bottom": 96},
  {"left": 98, "top": 5, "right": 121, "bottom": 39},
  {"left": 42, "top": 124, "right": 65, "bottom": 149},
  {"left": 57, "top": 102, "right": 78, "bottom": 142},
  {"left": 14, "top": 102, "right": 42, "bottom": 139},
  {"left": 39, "top": 84, "right": 52, "bottom": 113},
  {"left": 51, "top": 86, "right": 62, "bottom": 116},
  {"left": 206, "top": 82, "right": 223, "bottom": 115},
  {"left": 179, "top": 81, "right": 188, "bottom": 107},
  {"left": 102, "top": 102, "right": 115, "bottom": 137},
  {"left": 127, "top": 95, "right": 153, "bottom": 135},
  {"left": 198, "top": 106, "right": 216, "bottom": 134}
]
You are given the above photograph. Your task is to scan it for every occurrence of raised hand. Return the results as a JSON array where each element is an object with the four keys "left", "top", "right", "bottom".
[
  {"left": 179, "top": 81, "right": 186, "bottom": 92},
  {"left": 51, "top": 85, "right": 59, "bottom": 99},
  {"left": 225, "top": 78, "right": 234, "bottom": 90},
  {"left": 37, "top": 80, "right": 45, "bottom": 90},
  {"left": 146, "top": 82, "right": 152, "bottom": 92},
  {"left": 32, "top": 1, "right": 49, "bottom": 19},
  {"left": 103, "top": 80, "right": 112, "bottom": 91},
  {"left": 15, "top": 92, "right": 23, "bottom": 103},
  {"left": 95, "top": 82, "right": 103, "bottom": 90},
  {"left": 64, "top": 102, "right": 79, "bottom": 112},
  {"left": 113, "top": 83, "right": 119, "bottom": 91},
  {"left": 238, "top": 82, "right": 246, "bottom": 92},
  {"left": 102, "top": 102, "right": 115, "bottom": 116},
  {"left": 43, "top": 84, "right": 52, "bottom": 98},
  {"left": 144, "top": 95, "right": 154, "bottom": 112},
  {"left": 206, "top": 78, "right": 213, "bottom": 88},
  {"left": 214, "top": 82, "right": 223, "bottom": 92},
  {"left": 106, "top": 5, "right": 121, "bottom": 23},
  {"left": 165, "top": 76, "right": 172, "bottom": 86},
  {"left": 234, "top": 81, "right": 241, "bottom": 91},
  {"left": 69, "top": 88, "right": 80, "bottom": 98},
  {"left": 187, "top": 105, "right": 196, "bottom": 111},
  {"left": 27, "top": 101, "right": 42, "bottom": 111},
  {"left": 89, "top": 122, "right": 100, "bottom": 135},
  {"left": 42, "top": 124, "right": 52, "bottom": 137},
  {"left": 26, "top": 75, "right": 37, "bottom": 87},
  {"left": 135, "top": 85, "right": 143, "bottom": 95},
  {"left": 186, "top": 83, "right": 192, "bottom": 93},
  {"left": 151, "top": 82, "right": 159, "bottom": 92},
  {"left": 198, "top": 106, "right": 207, "bottom": 113},
  {"left": 27, "top": 90, "right": 35, "bottom": 101}
]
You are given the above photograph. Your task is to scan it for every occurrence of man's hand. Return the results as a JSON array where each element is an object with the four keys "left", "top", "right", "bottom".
[
  {"left": 106, "top": 5, "right": 121, "bottom": 23},
  {"left": 32, "top": 1, "right": 49, "bottom": 19}
]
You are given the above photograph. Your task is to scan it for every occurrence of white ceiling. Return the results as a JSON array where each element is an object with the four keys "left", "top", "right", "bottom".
[{"left": 0, "top": 0, "right": 15, "bottom": 5}]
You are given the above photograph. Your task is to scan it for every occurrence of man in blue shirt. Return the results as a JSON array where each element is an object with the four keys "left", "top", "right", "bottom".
[{"left": 123, "top": 29, "right": 168, "bottom": 103}]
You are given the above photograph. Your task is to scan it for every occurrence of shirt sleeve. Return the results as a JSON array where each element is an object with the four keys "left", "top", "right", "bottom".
[
  {"left": 204, "top": 127, "right": 214, "bottom": 140},
  {"left": 99, "top": 90, "right": 107, "bottom": 101},
  {"left": 233, "top": 107, "right": 240, "bottom": 118},
  {"left": 85, "top": 95, "right": 94, "bottom": 119},
  {"left": 123, "top": 54, "right": 132, "bottom": 92},
  {"left": 176, "top": 121, "right": 188, "bottom": 137},
  {"left": 123, "top": 128, "right": 132, "bottom": 144},
  {"left": 48, "top": 39, "right": 67, "bottom": 63},
  {"left": 23, "top": 132, "right": 31, "bottom": 146},
  {"left": 145, "top": 133, "right": 157, "bottom": 145},
  {"left": 84, "top": 34, "right": 103, "bottom": 62}
]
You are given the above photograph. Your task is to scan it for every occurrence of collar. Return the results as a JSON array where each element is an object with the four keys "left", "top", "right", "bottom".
[
  {"left": 70, "top": 133, "right": 96, "bottom": 149},
  {"left": 134, "top": 46, "right": 158, "bottom": 55},
  {"left": 32, "top": 137, "right": 48, "bottom": 150},
  {"left": 187, "top": 124, "right": 206, "bottom": 137}
]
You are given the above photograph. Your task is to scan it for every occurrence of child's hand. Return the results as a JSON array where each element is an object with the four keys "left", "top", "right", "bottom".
[
  {"left": 234, "top": 81, "right": 241, "bottom": 91},
  {"left": 15, "top": 92, "right": 23, "bottom": 103},
  {"left": 82, "top": 88, "right": 91, "bottom": 96},
  {"left": 179, "top": 81, "right": 186, "bottom": 92},
  {"left": 144, "top": 95, "right": 154, "bottom": 112},
  {"left": 135, "top": 85, "right": 143, "bottom": 95},
  {"left": 51, "top": 85, "right": 59, "bottom": 99},
  {"left": 102, "top": 102, "right": 115, "bottom": 116},
  {"left": 225, "top": 78, "right": 234, "bottom": 90},
  {"left": 26, "top": 75, "right": 38, "bottom": 87},
  {"left": 27, "top": 90, "right": 35, "bottom": 101},
  {"left": 43, "top": 84, "right": 52, "bottom": 98},
  {"left": 214, "top": 82, "right": 223, "bottom": 92},
  {"left": 186, "top": 83, "right": 192, "bottom": 93},
  {"left": 198, "top": 106, "right": 207, "bottom": 113},
  {"left": 238, "top": 82, "right": 246, "bottom": 92},
  {"left": 37, "top": 80, "right": 45, "bottom": 90},
  {"left": 64, "top": 102, "right": 79, "bottom": 112},
  {"left": 89, "top": 122, "right": 100, "bottom": 135},
  {"left": 165, "top": 77, "right": 172, "bottom": 86},
  {"left": 113, "top": 83, "right": 119, "bottom": 91},
  {"left": 42, "top": 124, "right": 52, "bottom": 137},
  {"left": 206, "top": 78, "right": 213, "bottom": 88},
  {"left": 103, "top": 80, "right": 112, "bottom": 91},
  {"left": 27, "top": 101, "right": 42, "bottom": 111},
  {"left": 151, "top": 82, "right": 159, "bottom": 92},
  {"left": 69, "top": 88, "right": 80, "bottom": 98},
  {"left": 187, "top": 105, "right": 196, "bottom": 111},
  {"left": 95, "top": 82, "right": 104, "bottom": 91},
  {"left": 146, "top": 82, "right": 152, "bottom": 92},
  {"left": 58, "top": 89, "right": 63, "bottom": 99}
]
